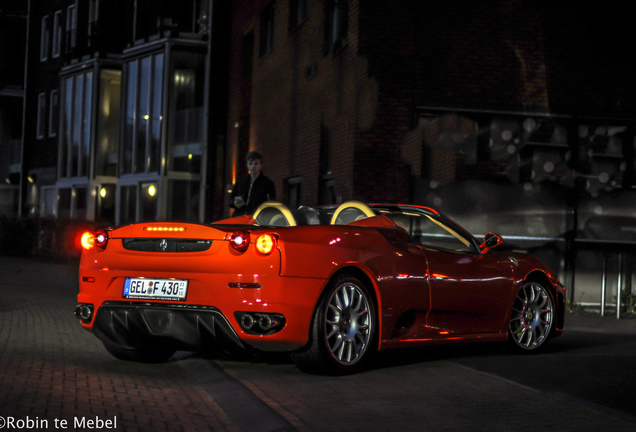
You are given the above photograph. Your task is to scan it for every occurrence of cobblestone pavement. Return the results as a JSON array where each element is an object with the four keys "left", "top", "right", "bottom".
[
  {"left": 0, "top": 257, "right": 266, "bottom": 432},
  {"left": 1, "top": 256, "right": 635, "bottom": 432}
]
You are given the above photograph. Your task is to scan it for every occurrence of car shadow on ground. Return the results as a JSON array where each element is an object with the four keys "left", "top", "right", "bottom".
[{"left": 162, "top": 325, "right": 630, "bottom": 374}]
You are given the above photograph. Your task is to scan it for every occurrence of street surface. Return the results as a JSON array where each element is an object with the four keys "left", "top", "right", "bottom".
[{"left": 1, "top": 256, "right": 635, "bottom": 431}]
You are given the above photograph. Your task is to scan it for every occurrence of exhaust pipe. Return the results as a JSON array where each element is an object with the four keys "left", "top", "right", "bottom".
[
  {"left": 236, "top": 312, "right": 285, "bottom": 334},
  {"left": 74, "top": 304, "right": 94, "bottom": 321},
  {"left": 258, "top": 314, "right": 279, "bottom": 331},
  {"left": 240, "top": 314, "right": 255, "bottom": 330}
]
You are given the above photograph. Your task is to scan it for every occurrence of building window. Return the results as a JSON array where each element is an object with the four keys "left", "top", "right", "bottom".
[
  {"left": 95, "top": 184, "right": 116, "bottom": 222},
  {"left": 52, "top": 11, "right": 62, "bottom": 58},
  {"left": 168, "top": 180, "right": 200, "bottom": 222},
  {"left": 66, "top": 4, "right": 77, "bottom": 52},
  {"left": 141, "top": 182, "right": 158, "bottom": 222},
  {"left": 56, "top": 186, "right": 87, "bottom": 219},
  {"left": 118, "top": 181, "right": 158, "bottom": 224},
  {"left": 60, "top": 71, "right": 93, "bottom": 178},
  {"left": 88, "top": 0, "right": 99, "bottom": 34},
  {"left": 324, "top": 0, "right": 348, "bottom": 54},
  {"left": 95, "top": 70, "right": 121, "bottom": 177},
  {"left": 259, "top": 2, "right": 276, "bottom": 57},
  {"left": 169, "top": 51, "right": 205, "bottom": 174},
  {"left": 119, "top": 184, "right": 137, "bottom": 224},
  {"left": 289, "top": 0, "right": 307, "bottom": 32},
  {"left": 40, "top": 15, "right": 50, "bottom": 61},
  {"left": 37, "top": 92, "right": 46, "bottom": 139},
  {"left": 48, "top": 89, "right": 58, "bottom": 137},
  {"left": 122, "top": 53, "right": 164, "bottom": 175}
]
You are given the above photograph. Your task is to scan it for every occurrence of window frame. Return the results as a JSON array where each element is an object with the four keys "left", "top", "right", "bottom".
[
  {"left": 288, "top": 0, "right": 308, "bottom": 32},
  {"left": 40, "top": 15, "right": 50, "bottom": 61},
  {"left": 121, "top": 52, "right": 165, "bottom": 176},
  {"left": 52, "top": 11, "right": 62, "bottom": 58},
  {"left": 259, "top": 2, "right": 276, "bottom": 57},
  {"left": 66, "top": 4, "right": 77, "bottom": 52},
  {"left": 37, "top": 92, "right": 47, "bottom": 139},
  {"left": 48, "top": 89, "right": 59, "bottom": 138},
  {"left": 324, "top": 0, "right": 349, "bottom": 55}
]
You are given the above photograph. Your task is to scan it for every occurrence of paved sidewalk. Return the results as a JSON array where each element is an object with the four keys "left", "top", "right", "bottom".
[{"left": 0, "top": 257, "right": 246, "bottom": 432}]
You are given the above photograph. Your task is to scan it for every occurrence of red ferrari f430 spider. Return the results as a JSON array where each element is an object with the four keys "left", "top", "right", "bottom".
[{"left": 76, "top": 201, "right": 565, "bottom": 374}]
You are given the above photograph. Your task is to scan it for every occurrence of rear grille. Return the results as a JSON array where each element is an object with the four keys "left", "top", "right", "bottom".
[{"left": 122, "top": 238, "right": 212, "bottom": 252}]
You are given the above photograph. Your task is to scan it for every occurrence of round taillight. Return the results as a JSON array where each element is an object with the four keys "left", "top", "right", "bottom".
[
  {"left": 230, "top": 231, "right": 250, "bottom": 252},
  {"left": 95, "top": 230, "right": 108, "bottom": 249},
  {"left": 80, "top": 231, "right": 95, "bottom": 250},
  {"left": 255, "top": 234, "right": 276, "bottom": 255}
]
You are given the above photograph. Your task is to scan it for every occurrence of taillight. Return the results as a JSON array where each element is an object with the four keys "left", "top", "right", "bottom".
[
  {"left": 95, "top": 230, "right": 108, "bottom": 249},
  {"left": 80, "top": 230, "right": 108, "bottom": 251},
  {"left": 80, "top": 231, "right": 95, "bottom": 250},
  {"left": 230, "top": 231, "right": 250, "bottom": 252},
  {"left": 255, "top": 233, "right": 276, "bottom": 255}
]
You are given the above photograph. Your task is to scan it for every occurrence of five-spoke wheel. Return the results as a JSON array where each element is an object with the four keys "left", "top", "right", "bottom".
[{"left": 509, "top": 282, "right": 554, "bottom": 350}]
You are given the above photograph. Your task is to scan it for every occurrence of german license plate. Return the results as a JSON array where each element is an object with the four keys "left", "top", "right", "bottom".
[{"left": 123, "top": 278, "right": 188, "bottom": 301}]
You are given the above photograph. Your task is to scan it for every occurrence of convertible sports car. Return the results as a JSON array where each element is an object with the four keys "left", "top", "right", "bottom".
[{"left": 76, "top": 201, "right": 565, "bottom": 374}]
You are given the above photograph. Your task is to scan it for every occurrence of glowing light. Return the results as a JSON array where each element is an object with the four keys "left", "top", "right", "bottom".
[
  {"left": 230, "top": 231, "right": 250, "bottom": 252},
  {"left": 80, "top": 232, "right": 95, "bottom": 250},
  {"left": 145, "top": 226, "right": 186, "bottom": 232},
  {"left": 255, "top": 234, "right": 276, "bottom": 254},
  {"left": 99, "top": 187, "right": 107, "bottom": 198},
  {"left": 147, "top": 185, "right": 156, "bottom": 197}
]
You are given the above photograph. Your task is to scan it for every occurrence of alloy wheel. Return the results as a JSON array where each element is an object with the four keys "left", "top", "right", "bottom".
[
  {"left": 323, "top": 281, "right": 373, "bottom": 365},
  {"left": 509, "top": 282, "right": 554, "bottom": 350}
]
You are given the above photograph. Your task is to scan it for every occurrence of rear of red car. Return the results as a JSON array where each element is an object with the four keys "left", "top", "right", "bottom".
[{"left": 76, "top": 222, "right": 326, "bottom": 360}]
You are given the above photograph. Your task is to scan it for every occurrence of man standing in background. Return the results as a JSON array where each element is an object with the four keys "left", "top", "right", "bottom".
[{"left": 229, "top": 151, "right": 276, "bottom": 216}]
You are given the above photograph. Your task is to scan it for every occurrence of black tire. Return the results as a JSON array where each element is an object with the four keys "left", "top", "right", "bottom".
[
  {"left": 102, "top": 341, "right": 176, "bottom": 363},
  {"left": 292, "top": 274, "right": 377, "bottom": 374},
  {"left": 508, "top": 281, "right": 555, "bottom": 351}
]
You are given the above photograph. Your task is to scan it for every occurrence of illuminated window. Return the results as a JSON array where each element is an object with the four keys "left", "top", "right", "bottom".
[
  {"left": 122, "top": 53, "right": 164, "bottom": 175},
  {"left": 95, "top": 70, "right": 121, "bottom": 176},
  {"left": 60, "top": 71, "right": 93, "bottom": 178},
  {"left": 169, "top": 51, "right": 205, "bottom": 174}
]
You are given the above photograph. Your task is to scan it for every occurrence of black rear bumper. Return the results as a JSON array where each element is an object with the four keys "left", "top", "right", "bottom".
[{"left": 92, "top": 301, "right": 249, "bottom": 355}]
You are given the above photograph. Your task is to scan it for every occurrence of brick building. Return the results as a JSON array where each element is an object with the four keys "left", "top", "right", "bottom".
[{"left": 226, "top": 0, "right": 635, "bottom": 213}]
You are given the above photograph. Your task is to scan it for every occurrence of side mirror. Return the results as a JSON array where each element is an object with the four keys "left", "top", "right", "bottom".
[{"left": 480, "top": 232, "right": 503, "bottom": 254}]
